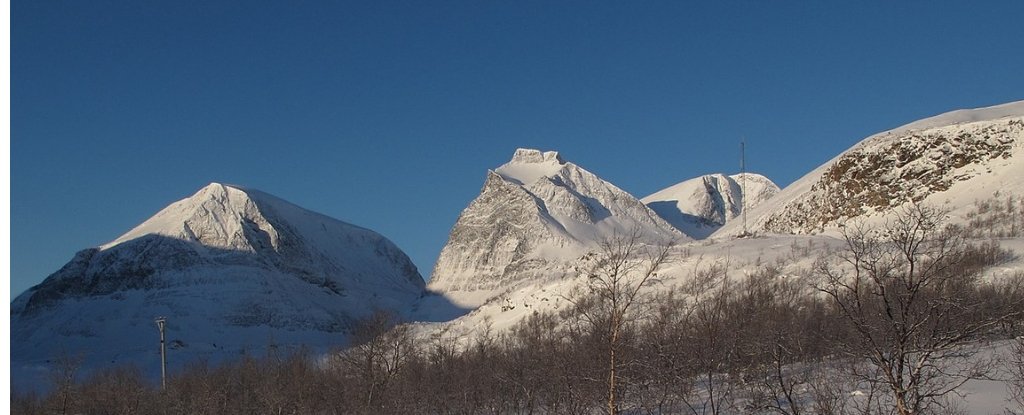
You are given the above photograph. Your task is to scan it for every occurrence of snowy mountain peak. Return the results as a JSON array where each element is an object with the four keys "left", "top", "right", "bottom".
[
  {"left": 509, "top": 148, "right": 564, "bottom": 164},
  {"left": 102, "top": 182, "right": 279, "bottom": 253},
  {"left": 642, "top": 172, "right": 779, "bottom": 239},
  {"left": 429, "top": 149, "right": 683, "bottom": 299},
  {"left": 497, "top": 148, "right": 568, "bottom": 185},
  {"left": 12, "top": 184, "right": 425, "bottom": 380}
]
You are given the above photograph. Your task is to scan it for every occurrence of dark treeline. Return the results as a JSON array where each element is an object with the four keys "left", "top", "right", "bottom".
[{"left": 13, "top": 207, "right": 1024, "bottom": 415}]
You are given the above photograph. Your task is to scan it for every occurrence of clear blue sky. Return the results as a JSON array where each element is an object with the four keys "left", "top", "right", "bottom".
[{"left": 12, "top": 1, "right": 1024, "bottom": 299}]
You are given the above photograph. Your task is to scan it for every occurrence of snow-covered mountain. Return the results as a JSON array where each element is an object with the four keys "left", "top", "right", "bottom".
[
  {"left": 426, "top": 149, "right": 684, "bottom": 304},
  {"left": 716, "top": 100, "right": 1024, "bottom": 237},
  {"left": 642, "top": 173, "right": 779, "bottom": 238},
  {"left": 11, "top": 183, "right": 424, "bottom": 386}
]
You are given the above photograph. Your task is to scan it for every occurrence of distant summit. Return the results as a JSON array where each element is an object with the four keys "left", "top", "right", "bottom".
[
  {"left": 642, "top": 173, "right": 779, "bottom": 239},
  {"left": 12, "top": 183, "right": 424, "bottom": 388},
  {"left": 428, "top": 148, "right": 683, "bottom": 302},
  {"left": 508, "top": 148, "right": 564, "bottom": 164}
]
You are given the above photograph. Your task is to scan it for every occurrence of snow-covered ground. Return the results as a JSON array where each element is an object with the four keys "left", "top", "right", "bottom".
[
  {"left": 408, "top": 101, "right": 1024, "bottom": 413},
  {"left": 11, "top": 183, "right": 426, "bottom": 394},
  {"left": 12, "top": 102, "right": 1024, "bottom": 412}
]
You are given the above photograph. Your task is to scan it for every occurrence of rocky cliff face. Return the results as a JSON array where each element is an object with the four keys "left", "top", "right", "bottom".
[
  {"left": 715, "top": 100, "right": 1024, "bottom": 236},
  {"left": 428, "top": 149, "right": 683, "bottom": 295},
  {"left": 11, "top": 183, "right": 424, "bottom": 376},
  {"left": 642, "top": 173, "right": 779, "bottom": 238},
  {"left": 764, "top": 120, "right": 1021, "bottom": 233}
]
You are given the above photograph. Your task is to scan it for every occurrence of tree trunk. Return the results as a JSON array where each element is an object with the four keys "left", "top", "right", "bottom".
[{"left": 608, "top": 338, "right": 617, "bottom": 415}]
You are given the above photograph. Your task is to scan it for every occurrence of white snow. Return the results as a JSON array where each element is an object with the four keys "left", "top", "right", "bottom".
[
  {"left": 428, "top": 148, "right": 685, "bottom": 299},
  {"left": 642, "top": 172, "right": 779, "bottom": 238},
  {"left": 494, "top": 148, "right": 567, "bottom": 185},
  {"left": 418, "top": 104, "right": 1024, "bottom": 414},
  {"left": 891, "top": 100, "right": 1024, "bottom": 134},
  {"left": 716, "top": 100, "right": 1024, "bottom": 237},
  {"left": 12, "top": 183, "right": 425, "bottom": 394},
  {"left": 14, "top": 102, "right": 1024, "bottom": 410}
]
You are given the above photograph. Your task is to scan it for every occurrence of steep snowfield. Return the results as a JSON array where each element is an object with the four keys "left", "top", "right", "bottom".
[
  {"left": 414, "top": 105, "right": 1024, "bottom": 414},
  {"left": 11, "top": 183, "right": 424, "bottom": 392},
  {"left": 895, "top": 100, "right": 1024, "bottom": 133},
  {"left": 642, "top": 173, "right": 779, "bottom": 238},
  {"left": 14, "top": 102, "right": 1024, "bottom": 409},
  {"left": 425, "top": 149, "right": 684, "bottom": 309},
  {"left": 426, "top": 103, "right": 1024, "bottom": 326},
  {"left": 424, "top": 233, "right": 842, "bottom": 336},
  {"left": 716, "top": 100, "right": 1024, "bottom": 237}
]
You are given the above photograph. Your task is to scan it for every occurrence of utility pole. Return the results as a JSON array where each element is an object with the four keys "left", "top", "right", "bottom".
[{"left": 155, "top": 317, "right": 167, "bottom": 390}]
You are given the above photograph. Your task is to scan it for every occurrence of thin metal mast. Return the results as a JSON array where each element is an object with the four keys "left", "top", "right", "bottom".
[
  {"left": 741, "top": 139, "right": 748, "bottom": 236},
  {"left": 155, "top": 317, "right": 167, "bottom": 390}
]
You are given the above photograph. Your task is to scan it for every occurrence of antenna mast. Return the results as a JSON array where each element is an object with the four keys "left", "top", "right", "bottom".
[{"left": 741, "top": 139, "right": 748, "bottom": 237}]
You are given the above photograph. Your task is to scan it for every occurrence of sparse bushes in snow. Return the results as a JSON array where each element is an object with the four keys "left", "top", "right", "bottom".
[{"left": 12, "top": 209, "right": 1024, "bottom": 415}]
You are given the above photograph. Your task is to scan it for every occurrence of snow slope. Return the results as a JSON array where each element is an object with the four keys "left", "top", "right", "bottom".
[
  {"left": 425, "top": 149, "right": 684, "bottom": 308},
  {"left": 716, "top": 100, "right": 1024, "bottom": 237},
  {"left": 11, "top": 183, "right": 425, "bottom": 392},
  {"left": 642, "top": 173, "right": 779, "bottom": 239},
  {"left": 416, "top": 104, "right": 1024, "bottom": 414}
]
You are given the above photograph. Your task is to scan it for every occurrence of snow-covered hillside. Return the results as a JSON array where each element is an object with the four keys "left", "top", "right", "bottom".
[
  {"left": 14, "top": 102, "right": 1024, "bottom": 409},
  {"left": 426, "top": 149, "right": 684, "bottom": 308},
  {"left": 717, "top": 100, "right": 1024, "bottom": 237},
  {"left": 11, "top": 183, "right": 424, "bottom": 391},
  {"left": 642, "top": 173, "right": 779, "bottom": 238},
  {"left": 419, "top": 102, "right": 1024, "bottom": 363}
]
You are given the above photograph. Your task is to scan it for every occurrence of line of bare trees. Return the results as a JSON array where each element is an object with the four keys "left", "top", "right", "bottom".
[{"left": 13, "top": 207, "right": 1024, "bottom": 415}]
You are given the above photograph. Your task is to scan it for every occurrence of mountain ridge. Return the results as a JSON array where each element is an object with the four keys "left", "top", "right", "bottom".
[
  {"left": 642, "top": 172, "right": 780, "bottom": 239},
  {"left": 427, "top": 148, "right": 684, "bottom": 304},
  {"left": 11, "top": 183, "right": 426, "bottom": 388},
  {"left": 715, "top": 100, "right": 1024, "bottom": 237}
]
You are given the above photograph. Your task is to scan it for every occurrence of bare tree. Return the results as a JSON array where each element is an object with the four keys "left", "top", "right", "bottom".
[
  {"left": 684, "top": 261, "right": 739, "bottom": 415},
  {"left": 77, "top": 365, "right": 149, "bottom": 415},
  {"left": 47, "top": 351, "right": 84, "bottom": 415},
  {"left": 329, "top": 310, "right": 418, "bottom": 414},
  {"left": 11, "top": 391, "right": 45, "bottom": 415},
  {"left": 1009, "top": 338, "right": 1024, "bottom": 415},
  {"left": 635, "top": 288, "right": 695, "bottom": 414},
  {"left": 736, "top": 267, "right": 819, "bottom": 415},
  {"left": 568, "top": 227, "right": 674, "bottom": 414},
  {"left": 815, "top": 205, "right": 1017, "bottom": 415}
]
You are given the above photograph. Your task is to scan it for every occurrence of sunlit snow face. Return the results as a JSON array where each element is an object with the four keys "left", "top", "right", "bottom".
[{"left": 494, "top": 148, "right": 567, "bottom": 185}]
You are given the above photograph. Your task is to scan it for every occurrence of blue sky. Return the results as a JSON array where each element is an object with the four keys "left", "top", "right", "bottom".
[{"left": 12, "top": 1, "right": 1024, "bottom": 298}]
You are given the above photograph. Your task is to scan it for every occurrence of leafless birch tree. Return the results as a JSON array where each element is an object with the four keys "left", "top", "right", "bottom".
[
  {"left": 569, "top": 227, "right": 674, "bottom": 414},
  {"left": 816, "top": 205, "right": 1018, "bottom": 415}
]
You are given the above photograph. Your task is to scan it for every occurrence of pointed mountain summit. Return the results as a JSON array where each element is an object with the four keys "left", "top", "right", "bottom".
[
  {"left": 12, "top": 183, "right": 424, "bottom": 385},
  {"left": 716, "top": 100, "right": 1024, "bottom": 236},
  {"left": 642, "top": 173, "right": 779, "bottom": 239},
  {"left": 427, "top": 149, "right": 683, "bottom": 299}
]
